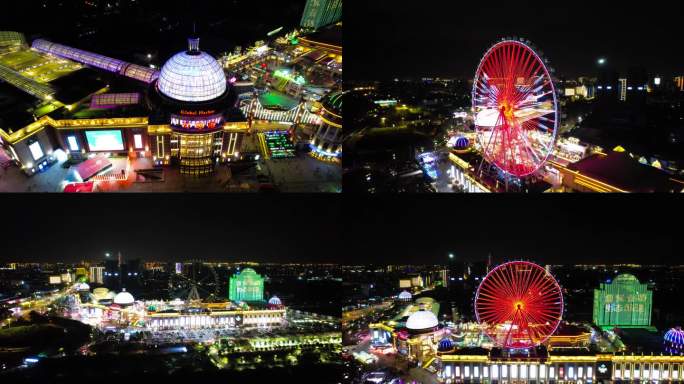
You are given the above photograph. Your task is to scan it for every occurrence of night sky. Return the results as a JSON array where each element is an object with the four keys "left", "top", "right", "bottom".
[
  {"left": 342, "top": 196, "right": 682, "bottom": 266},
  {"left": 0, "top": 195, "right": 343, "bottom": 264},
  {"left": 346, "top": 1, "right": 684, "bottom": 80},
  {"left": 0, "top": 196, "right": 681, "bottom": 266}
]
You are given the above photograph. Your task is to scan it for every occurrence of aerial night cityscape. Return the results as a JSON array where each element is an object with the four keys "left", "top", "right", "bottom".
[
  {"left": 0, "top": 0, "right": 342, "bottom": 193},
  {"left": 342, "top": 198, "right": 684, "bottom": 383},
  {"left": 0, "top": 195, "right": 344, "bottom": 382},
  {"left": 2, "top": 1, "right": 684, "bottom": 384},
  {"left": 344, "top": 1, "right": 684, "bottom": 193}
]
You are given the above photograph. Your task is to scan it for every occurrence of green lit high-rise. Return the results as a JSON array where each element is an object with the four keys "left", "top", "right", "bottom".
[
  {"left": 593, "top": 274, "right": 653, "bottom": 330},
  {"left": 229, "top": 268, "right": 264, "bottom": 302},
  {"left": 300, "top": 0, "right": 342, "bottom": 30}
]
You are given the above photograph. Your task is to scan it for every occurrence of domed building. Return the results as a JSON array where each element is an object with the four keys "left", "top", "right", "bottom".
[
  {"left": 92, "top": 288, "right": 113, "bottom": 305},
  {"left": 148, "top": 37, "right": 242, "bottom": 176},
  {"left": 406, "top": 309, "right": 440, "bottom": 334},
  {"left": 157, "top": 41, "right": 227, "bottom": 103},
  {"left": 310, "top": 91, "right": 343, "bottom": 162},
  {"left": 665, "top": 327, "right": 684, "bottom": 354},
  {"left": 437, "top": 337, "right": 455, "bottom": 353},
  {"left": 92, "top": 287, "right": 109, "bottom": 299},
  {"left": 113, "top": 289, "right": 135, "bottom": 306},
  {"left": 267, "top": 296, "right": 283, "bottom": 309},
  {"left": 398, "top": 290, "right": 413, "bottom": 302},
  {"left": 74, "top": 282, "right": 90, "bottom": 292},
  {"left": 449, "top": 136, "right": 470, "bottom": 151}
]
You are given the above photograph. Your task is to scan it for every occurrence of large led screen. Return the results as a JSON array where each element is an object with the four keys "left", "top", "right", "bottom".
[
  {"left": 28, "top": 141, "right": 44, "bottom": 160},
  {"left": 85, "top": 130, "right": 125, "bottom": 152}
]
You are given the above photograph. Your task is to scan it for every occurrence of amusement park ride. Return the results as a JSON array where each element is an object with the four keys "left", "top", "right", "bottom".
[
  {"left": 474, "top": 261, "right": 564, "bottom": 353},
  {"left": 472, "top": 38, "right": 560, "bottom": 191},
  {"left": 168, "top": 262, "right": 220, "bottom": 305}
]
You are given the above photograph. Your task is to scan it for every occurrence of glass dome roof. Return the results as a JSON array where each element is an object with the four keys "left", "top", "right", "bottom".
[
  {"left": 113, "top": 289, "right": 135, "bottom": 305},
  {"left": 158, "top": 38, "right": 227, "bottom": 103},
  {"left": 268, "top": 296, "right": 282, "bottom": 305},
  {"left": 406, "top": 310, "right": 439, "bottom": 331}
]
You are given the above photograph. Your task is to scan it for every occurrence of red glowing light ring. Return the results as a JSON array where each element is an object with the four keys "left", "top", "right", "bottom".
[
  {"left": 474, "top": 261, "right": 563, "bottom": 349},
  {"left": 472, "top": 39, "right": 559, "bottom": 177}
]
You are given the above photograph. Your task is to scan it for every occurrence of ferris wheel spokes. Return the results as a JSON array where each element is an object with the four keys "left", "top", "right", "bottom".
[{"left": 473, "top": 39, "right": 559, "bottom": 178}]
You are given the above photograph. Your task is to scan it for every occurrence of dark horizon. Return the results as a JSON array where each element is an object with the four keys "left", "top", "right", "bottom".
[
  {"left": 346, "top": 1, "right": 684, "bottom": 80},
  {"left": 0, "top": 195, "right": 343, "bottom": 264},
  {"left": 341, "top": 196, "right": 682, "bottom": 266}
]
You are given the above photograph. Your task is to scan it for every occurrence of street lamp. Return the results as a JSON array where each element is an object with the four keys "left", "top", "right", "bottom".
[
  {"left": 597, "top": 58, "right": 606, "bottom": 65},
  {"left": 449, "top": 253, "right": 454, "bottom": 259}
]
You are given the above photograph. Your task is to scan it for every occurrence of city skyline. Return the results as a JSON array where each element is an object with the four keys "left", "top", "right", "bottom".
[{"left": 346, "top": 1, "right": 684, "bottom": 80}]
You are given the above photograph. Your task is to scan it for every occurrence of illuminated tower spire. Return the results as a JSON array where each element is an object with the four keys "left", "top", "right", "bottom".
[
  {"left": 188, "top": 22, "right": 200, "bottom": 53},
  {"left": 188, "top": 37, "right": 200, "bottom": 53}
]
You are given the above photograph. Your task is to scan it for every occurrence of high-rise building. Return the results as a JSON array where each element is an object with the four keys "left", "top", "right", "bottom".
[
  {"left": 300, "top": 0, "right": 342, "bottom": 30},
  {"left": 593, "top": 274, "right": 653, "bottom": 330},
  {"left": 228, "top": 268, "right": 265, "bottom": 302},
  {"left": 619, "top": 78, "right": 628, "bottom": 101},
  {"left": 675, "top": 76, "right": 684, "bottom": 92},
  {"left": 89, "top": 266, "right": 104, "bottom": 284}
]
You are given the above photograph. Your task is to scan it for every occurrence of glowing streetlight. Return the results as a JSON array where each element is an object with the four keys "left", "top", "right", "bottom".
[
  {"left": 597, "top": 58, "right": 606, "bottom": 65},
  {"left": 449, "top": 253, "right": 454, "bottom": 259}
]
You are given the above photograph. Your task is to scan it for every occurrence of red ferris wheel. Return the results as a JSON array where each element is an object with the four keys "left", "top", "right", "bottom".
[
  {"left": 474, "top": 261, "right": 563, "bottom": 349},
  {"left": 472, "top": 39, "right": 559, "bottom": 178}
]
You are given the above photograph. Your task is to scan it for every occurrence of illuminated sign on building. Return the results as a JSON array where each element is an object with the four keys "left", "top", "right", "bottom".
[
  {"left": 228, "top": 268, "right": 264, "bottom": 302},
  {"left": 170, "top": 114, "right": 223, "bottom": 132},
  {"left": 180, "top": 110, "right": 217, "bottom": 116},
  {"left": 593, "top": 274, "right": 653, "bottom": 329}
]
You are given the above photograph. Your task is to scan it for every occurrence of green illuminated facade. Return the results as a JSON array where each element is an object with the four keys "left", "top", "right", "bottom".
[
  {"left": 593, "top": 274, "right": 653, "bottom": 330},
  {"left": 229, "top": 268, "right": 264, "bottom": 302},
  {"left": 300, "top": 0, "right": 342, "bottom": 30}
]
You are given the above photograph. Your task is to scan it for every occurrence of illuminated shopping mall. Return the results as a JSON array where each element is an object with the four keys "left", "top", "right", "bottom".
[
  {"left": 366, "top": 262, "right": 684, "bottom": 383},
  {"left": 67, "top": 268, "right": 287, "bottom": 331},
  {"left": 0, "top": 29, "right": 341, "bottom": 181}
]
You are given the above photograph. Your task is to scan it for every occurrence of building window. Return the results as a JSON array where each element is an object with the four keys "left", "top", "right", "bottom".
[
  {"left": 68, "top": 136, "right": 79, "bottom": 151},
  {"left": 134, "top": 134, "right": 143, "bottom": 149}
]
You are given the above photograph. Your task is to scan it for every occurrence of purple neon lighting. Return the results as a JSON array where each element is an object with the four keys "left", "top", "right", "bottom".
[
  {"left": 665, "top": 327, "right": 684, "bottom": 348},
  {"left": 32, "top": 39, "right": 159, "bottom": 84},
  {"left": 90, "top": 93, "right": 141, "bottom": 109}
]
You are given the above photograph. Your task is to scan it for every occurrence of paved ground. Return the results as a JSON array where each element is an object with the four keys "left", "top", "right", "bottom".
[
  {"left": 0, "top": 158, "right": 69, "bottom": 192},
  {"left": 0, "top": 153, "right": 340, "bottom": 193},
  {"left": 263, "top": 156, "right": 341, "bottom": 193}
]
